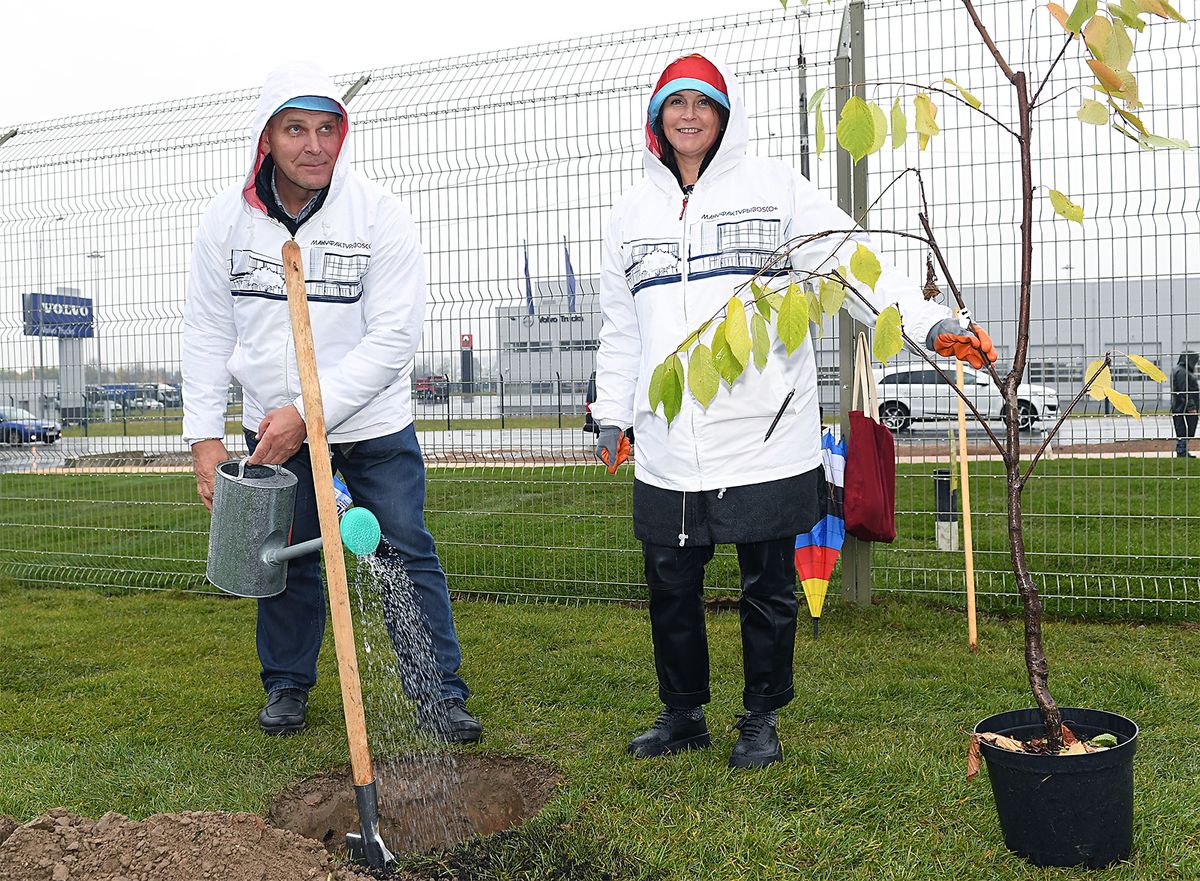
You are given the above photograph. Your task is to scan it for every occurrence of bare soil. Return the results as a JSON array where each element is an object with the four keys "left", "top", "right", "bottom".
[
  {"left": 268, "top": 755, "right": 560, "bottom": 855},
  {"left": 0, "top": 755, "right": 558, "bottom": 881}
]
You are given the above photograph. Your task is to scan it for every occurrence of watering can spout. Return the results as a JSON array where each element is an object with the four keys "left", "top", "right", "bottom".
[{"left": 260, "top": 506, "right": 382, "bottom": 567}]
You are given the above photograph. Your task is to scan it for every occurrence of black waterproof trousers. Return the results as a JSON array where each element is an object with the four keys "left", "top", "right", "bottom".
[{"left": 642, "top": 537, "right": 798, "bottom": 713}]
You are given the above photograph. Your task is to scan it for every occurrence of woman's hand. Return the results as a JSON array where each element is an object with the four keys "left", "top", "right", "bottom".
[{"left": 596, "top": 425, "right": 631, "bottom": 474}]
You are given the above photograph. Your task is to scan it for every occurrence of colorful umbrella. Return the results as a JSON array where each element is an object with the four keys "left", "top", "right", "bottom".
[{"left": 795, "top": 429, "right": 846, "bottom": 638}]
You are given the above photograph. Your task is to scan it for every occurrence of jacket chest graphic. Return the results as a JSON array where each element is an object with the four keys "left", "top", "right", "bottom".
[{"left": 228, "top": 245, "right": 370, "bottom": 303}]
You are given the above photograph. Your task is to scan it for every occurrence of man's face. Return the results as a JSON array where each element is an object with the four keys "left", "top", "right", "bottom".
[{"left": 263, "top": 109, "right": 343, "bottom": 193}]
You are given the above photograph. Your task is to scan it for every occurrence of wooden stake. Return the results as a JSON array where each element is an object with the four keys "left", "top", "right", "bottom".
[
  {"left": 282, "top": 240, "right": 375, "bottom": 786},
  {"left": 956, "top": 355, "right": 979, "bottom": 653}
]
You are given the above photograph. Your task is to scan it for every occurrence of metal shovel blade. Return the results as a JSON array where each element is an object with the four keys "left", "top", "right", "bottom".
[{"left": 346, "top": 780, "right": 395, "bottom": 869}]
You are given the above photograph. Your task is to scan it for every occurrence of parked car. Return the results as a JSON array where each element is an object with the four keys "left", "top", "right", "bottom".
[
  {"left": 582, "top": 371, "right": 634, "bottom": 444},
  {"left": 0, "top": 408, "right": 61, "bottom": 444},
  {"left": 130, "top": 397, "right": 165, "bottom": 410},
  {"left": 873, "top": 363, "right": 1058, "bottom": 432},
  {"left": 413, "top": 374, "right": 450, "bottom": 403}
]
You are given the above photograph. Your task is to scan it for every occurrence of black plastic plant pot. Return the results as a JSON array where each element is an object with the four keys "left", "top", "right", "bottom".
[{"left": 975, "top": 707, "right": 1138, "bottom": 869}]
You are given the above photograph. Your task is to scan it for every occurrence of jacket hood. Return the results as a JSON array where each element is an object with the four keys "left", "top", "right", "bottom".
[
  {"left": 242, "top": 61, "right": 351, "bottom": 213},
  {"left": 643, "top": 55, "right": 748, "bottom": 194},
  {"left": 1180, "top": 352, "right": 1199, "bottom": 370}
]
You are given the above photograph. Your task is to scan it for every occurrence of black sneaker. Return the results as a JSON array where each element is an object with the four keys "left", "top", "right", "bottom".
[
  {"left": 259, "top": 688, "right": 308, "bottom": 736},
  {"left": 422, "top": 697, "right": 483, "bottom": 744},
  {"left": 729, "top": 711, "right": 782, "bottom": 769},
  {"left": 628, "top": 707, "right": 711, "bottom": 758}
]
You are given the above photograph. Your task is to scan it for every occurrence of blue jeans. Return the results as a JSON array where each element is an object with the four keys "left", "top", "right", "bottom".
[{"left": 245, "top": 425, "right": 468, "bottom": 704}]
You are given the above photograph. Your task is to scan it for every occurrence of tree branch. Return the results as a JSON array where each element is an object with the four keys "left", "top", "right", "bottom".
[
  {"left": 1020, "top": 353, "right": 1113, "bottom": 484},
  {"left": 962, "top": 0, "right": 1017, "bottom": 83},
  {"left": 865, "top": 80, "right": 1019, "bottom": 138},
  {"left": 1031, "top": 34, "right": 1076, "bottom": 108}
]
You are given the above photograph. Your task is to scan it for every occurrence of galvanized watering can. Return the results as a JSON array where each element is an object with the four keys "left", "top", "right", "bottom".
[{"left": 206, "top": 458, "right": 381, "bottom": 598}]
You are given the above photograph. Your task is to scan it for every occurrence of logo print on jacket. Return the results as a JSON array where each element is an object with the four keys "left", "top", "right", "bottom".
[
  {"left": 229, "top": 248, "right": 370, "bottom": 302},
  {"left": 624, "top": 217, "right": 786, "bottom": 296}
]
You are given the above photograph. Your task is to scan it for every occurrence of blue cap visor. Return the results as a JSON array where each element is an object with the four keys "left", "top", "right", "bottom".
[
  {"left": 271, "top": 95, "right": 344, "bottom": 118},
  {"left": 647, "top": 78, "right": 730, "bottom": 125}
]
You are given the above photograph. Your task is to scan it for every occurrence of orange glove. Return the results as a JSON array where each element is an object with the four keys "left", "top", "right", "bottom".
[
  {"left": 934, "top": 322, "right": 997, "bottom": 370},
  {"left": 596, "top": 426, "right": 631, "bottom": 474}
]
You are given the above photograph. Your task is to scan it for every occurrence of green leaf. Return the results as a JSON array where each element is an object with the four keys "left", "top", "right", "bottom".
[
  {"left": 1144, "top": 0, "right": 1187, "bottom": 23},
  {"left": 724, "top": 296, "right": 751, "bottom": 369},
  {"left": 867, "top": 101, "right": 888, "bottom": 155},
  {"left": 1085, "top": 358, "right": 1113, "bottom": 400},
  {"left": 810, "top": 87, "right": 828, "bottom": 156},
  {"left": 1141, "top": 133, "right": 1192, "bottom": 150},
  {"left": 837, "top": 96, "right": 875, "bottom": 164},
  {"left": 1089, "top": 733, "right": 1119, "bottom": 748},
  {"left": 943, "top": 77, "right": 982, "bottom": 109},
  {"left": 751, "top": 313, "right": 771, "bottom": 371},
  {"left": 873, "top": 306, "right": 904, "bottom": 366},
  {"left": 806, "top": 290, "right": 824, "bottom": 337},
  {"left": 1108, "top": 2, "right": 1147, "bottom": 30},
  {"left": 1077, "top": 99, "right": 1110, "bottom": 125},
  {"left": 648, "top": 361, "right": 666, "bottom": 414},
  {"left": 1066, "top": 0, "right": 1099, "bottom": 32},
  {"left": 850, "top": 244, "right": 882, "bottom": 291},
  {"left": 1083, "top": 14, "right": 1112, "bottom": 59},
  {"left": 711, "top": 324, "right": 743, "bottom": 386},
  {"left": 1048, "top": 189, "right": 1085, "bottom": 224},
  {"left": 1107, "top": 18, "right": 1134, "bottom": 68},
  {"left": 777, "top": 287, "right": 810, "bottom": 355},
  {"left": 890, "top": 97, "right": 908, "bottom": 148},
  {"left": 662, "top": 354, "right": 684, "bottom": 424},
  {"left": 1105, "top": 387, "right": 1140, "bottom": 418},
  {"left": 819, "top": 277, "right": 848, "bottom": 314},
  {"left": 687, "top": 344, "right": 720, "bottom": 409},
  {"left": 1127, "top": 353, "right": 1167, "bottom": 382},
  {"left": 914, "top": 93, "right": 939, "bottom": 151}
]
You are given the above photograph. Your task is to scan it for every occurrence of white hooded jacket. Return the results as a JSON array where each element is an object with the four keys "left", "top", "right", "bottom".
[
  {"left": 182, "top": 62, "right": 425, "bottom": 444},
  {"left": 592, "top": 58, "right": 950, "bottom": 492}
]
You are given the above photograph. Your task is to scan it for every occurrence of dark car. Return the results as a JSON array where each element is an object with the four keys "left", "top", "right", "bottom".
[
  {"left": 0, "top": 407, "right": 61, "bottom": 444},
  {"left": 582, "top": 371, "right": 634, "bottom": 443}
]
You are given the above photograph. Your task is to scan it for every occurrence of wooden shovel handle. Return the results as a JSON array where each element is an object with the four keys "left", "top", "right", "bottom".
[{"left": 282, "top": 240, "right": 375, "bottom": 786}]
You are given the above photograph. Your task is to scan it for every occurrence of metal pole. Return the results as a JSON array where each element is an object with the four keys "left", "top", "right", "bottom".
[
  {"left": 797, "top": 16, "right": 810, "bottom": 181},
  {"left": 837, "top": 0, "right": 873, "bottom": 606}
]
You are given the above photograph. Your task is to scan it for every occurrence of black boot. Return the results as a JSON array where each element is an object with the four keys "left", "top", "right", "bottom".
[
  {"left": 729, "top": 711, "right": 782, "bottom": 768},
  {"left": 421, "top": 697, "right": 483, "bottom": 744},
  {"left": 259, "top": 687, "right": 308, "bottom": 736},
  {"left": 628, "top": 706, "right": 711, "bottom": 757}
]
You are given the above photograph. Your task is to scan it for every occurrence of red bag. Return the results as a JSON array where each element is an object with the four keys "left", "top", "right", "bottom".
[{"left": 844, "top": 333, "right": 897, "bottom": 543}]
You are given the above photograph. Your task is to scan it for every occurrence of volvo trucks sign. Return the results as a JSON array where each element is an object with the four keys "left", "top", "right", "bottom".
[{"left": 22, "top": 293, "right": 94, "bottom": 338}]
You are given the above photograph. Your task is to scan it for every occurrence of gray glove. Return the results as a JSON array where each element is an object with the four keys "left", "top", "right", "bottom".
[{"left": 595, "top": 424, "right": 629, "bottom": 473}]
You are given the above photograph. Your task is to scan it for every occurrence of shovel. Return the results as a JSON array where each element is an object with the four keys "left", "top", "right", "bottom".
[{"left": 282, "top": 239, "right": 394, "bottom": 869}]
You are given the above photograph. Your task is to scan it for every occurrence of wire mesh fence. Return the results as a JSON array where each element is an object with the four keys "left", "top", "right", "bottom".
[{"left": 0, "top": 1, "right": 1195, "bottom": 616}]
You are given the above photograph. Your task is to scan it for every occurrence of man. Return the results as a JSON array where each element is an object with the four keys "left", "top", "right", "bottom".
[
  {"left": 1172, "top": 352, "right": 1199, "bottom": 458},
  {"left": 182, "top": 61, "right": 481, "bottom": 742}
]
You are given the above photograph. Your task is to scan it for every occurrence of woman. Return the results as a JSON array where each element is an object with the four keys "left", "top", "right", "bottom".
[
  {"left": 592, "top": 54, "right": 993, "bottom": 769},
  {"left": 1171, "top": 352, "right": 1199, "bottom": 458}
]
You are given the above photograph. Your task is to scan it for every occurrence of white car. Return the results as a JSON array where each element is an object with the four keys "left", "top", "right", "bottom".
[
  {"left": 873, "top": 362, "right": 1058, "bottom": 432},
  {"left": 130, "top": 397, "right": 165, "bottom": 410}
]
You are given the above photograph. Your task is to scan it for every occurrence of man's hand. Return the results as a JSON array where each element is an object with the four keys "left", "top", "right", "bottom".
[
  {"left": 933, "top": 318, "right": 998, "bottom": 370},
  {"left": 191, "top": 439, "right": 230, "bottom": 512},
  {"left": 248, "top": 405, "right": 307, "bottom": 465},
  {"left": 595, "top": 425, "right": 631, "bottom": 474}
]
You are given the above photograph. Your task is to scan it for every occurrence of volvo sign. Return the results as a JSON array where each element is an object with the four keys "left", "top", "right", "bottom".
[{"left": 22, "top": 293, "right": 94, "bottom": 338}]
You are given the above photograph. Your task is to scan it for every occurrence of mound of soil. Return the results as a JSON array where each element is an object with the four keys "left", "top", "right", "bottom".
[
  {"left": 0, "top": 808, "right": 413, "bottom": 881},
  {"left": 269, "top": 754, "right": 560, "bottom": 855}
]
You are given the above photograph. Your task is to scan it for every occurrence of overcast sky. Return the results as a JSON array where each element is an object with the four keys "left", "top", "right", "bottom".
[{"left": 2, "top": 0, "right": 778, "bottom": 125}]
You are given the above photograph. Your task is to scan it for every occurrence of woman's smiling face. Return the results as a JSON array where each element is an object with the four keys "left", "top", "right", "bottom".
[{"left": 660, "top": 90, "right": 722, "bottom": 165}]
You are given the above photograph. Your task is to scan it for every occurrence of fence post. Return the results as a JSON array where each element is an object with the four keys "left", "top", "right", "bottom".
[
  {"left": 556, "top": 371, "right": 563, "bottom": 429},
  {"left": 837, "top": 0, "right": 873, "bottom": 607},
  {"left": 499, "top": 373, "right": 505, "bottom": 430}
]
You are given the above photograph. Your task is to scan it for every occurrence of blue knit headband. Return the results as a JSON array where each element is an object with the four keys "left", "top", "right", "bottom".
[{"left": 647, "top": 78, "right": 730, "bottom": 125}]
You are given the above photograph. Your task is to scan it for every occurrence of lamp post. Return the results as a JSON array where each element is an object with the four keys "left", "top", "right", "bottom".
[{"left": 86, "top": 251, "right": 104, "bottom": 388}]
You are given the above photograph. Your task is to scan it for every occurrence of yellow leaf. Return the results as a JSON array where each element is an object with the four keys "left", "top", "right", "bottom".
[
  {"left": 1048, "top": 189, "right": 1085, "bottom": 224},
  {"left": 850, "top": 244, "right": 882, "bottom": 291},
  {"left": 873, "top": 306, "right": 904, "bottom": 366},
  {"left": 1085, "top": 359, "right": 1113, "bottom": 400},
  {"left": 890, "top": 97, "right": 907, "bottom": 148},
  {"left": 1089, "top": 59, "right": 1125, "bottom": 91},
  {"left": 868, "top": 101, "right": 888, "bottom": 155},
  {"left": 1140, "top": 0, "right": 1187, "bottom": 21},
  {"left": 915, "top": 93, "right": 938, "bottom": 151},
  {"left": 1116, "top": 68, "right": 1141, "bottom": 108},
  {"left": 1127, "top": 353, "right": 1166, "bottom": 382},
  {"left": 1077, "top": 99, "right": 1109, "bottom": 125},
  {"left": 1114, "top": 104, "right": 1148, "bottom": 135},
  {"left": 943, "top": 78, "right": 982, "bottom": 109},
  {"left": 1105, "top": 387, "right": 1140, "bottom": 418},
  {"left": 1107, "top": 18, "right": 1134, "bottom": 68}
]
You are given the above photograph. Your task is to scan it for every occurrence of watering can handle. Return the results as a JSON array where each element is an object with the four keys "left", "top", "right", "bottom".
[{"left": 233, "top": 456, "right": 287, "bottom": 481}]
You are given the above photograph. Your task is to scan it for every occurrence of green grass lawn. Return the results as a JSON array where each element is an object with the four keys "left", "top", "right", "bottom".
[
  {"left": 61, "top": 413, "right": 574, "bottom": 438},
  {"left": 0, "top": 459, "right": 1194, "bottom": 617},
  {"left": 1, "top": 583, "right": 1198, "bottom": 880}
]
